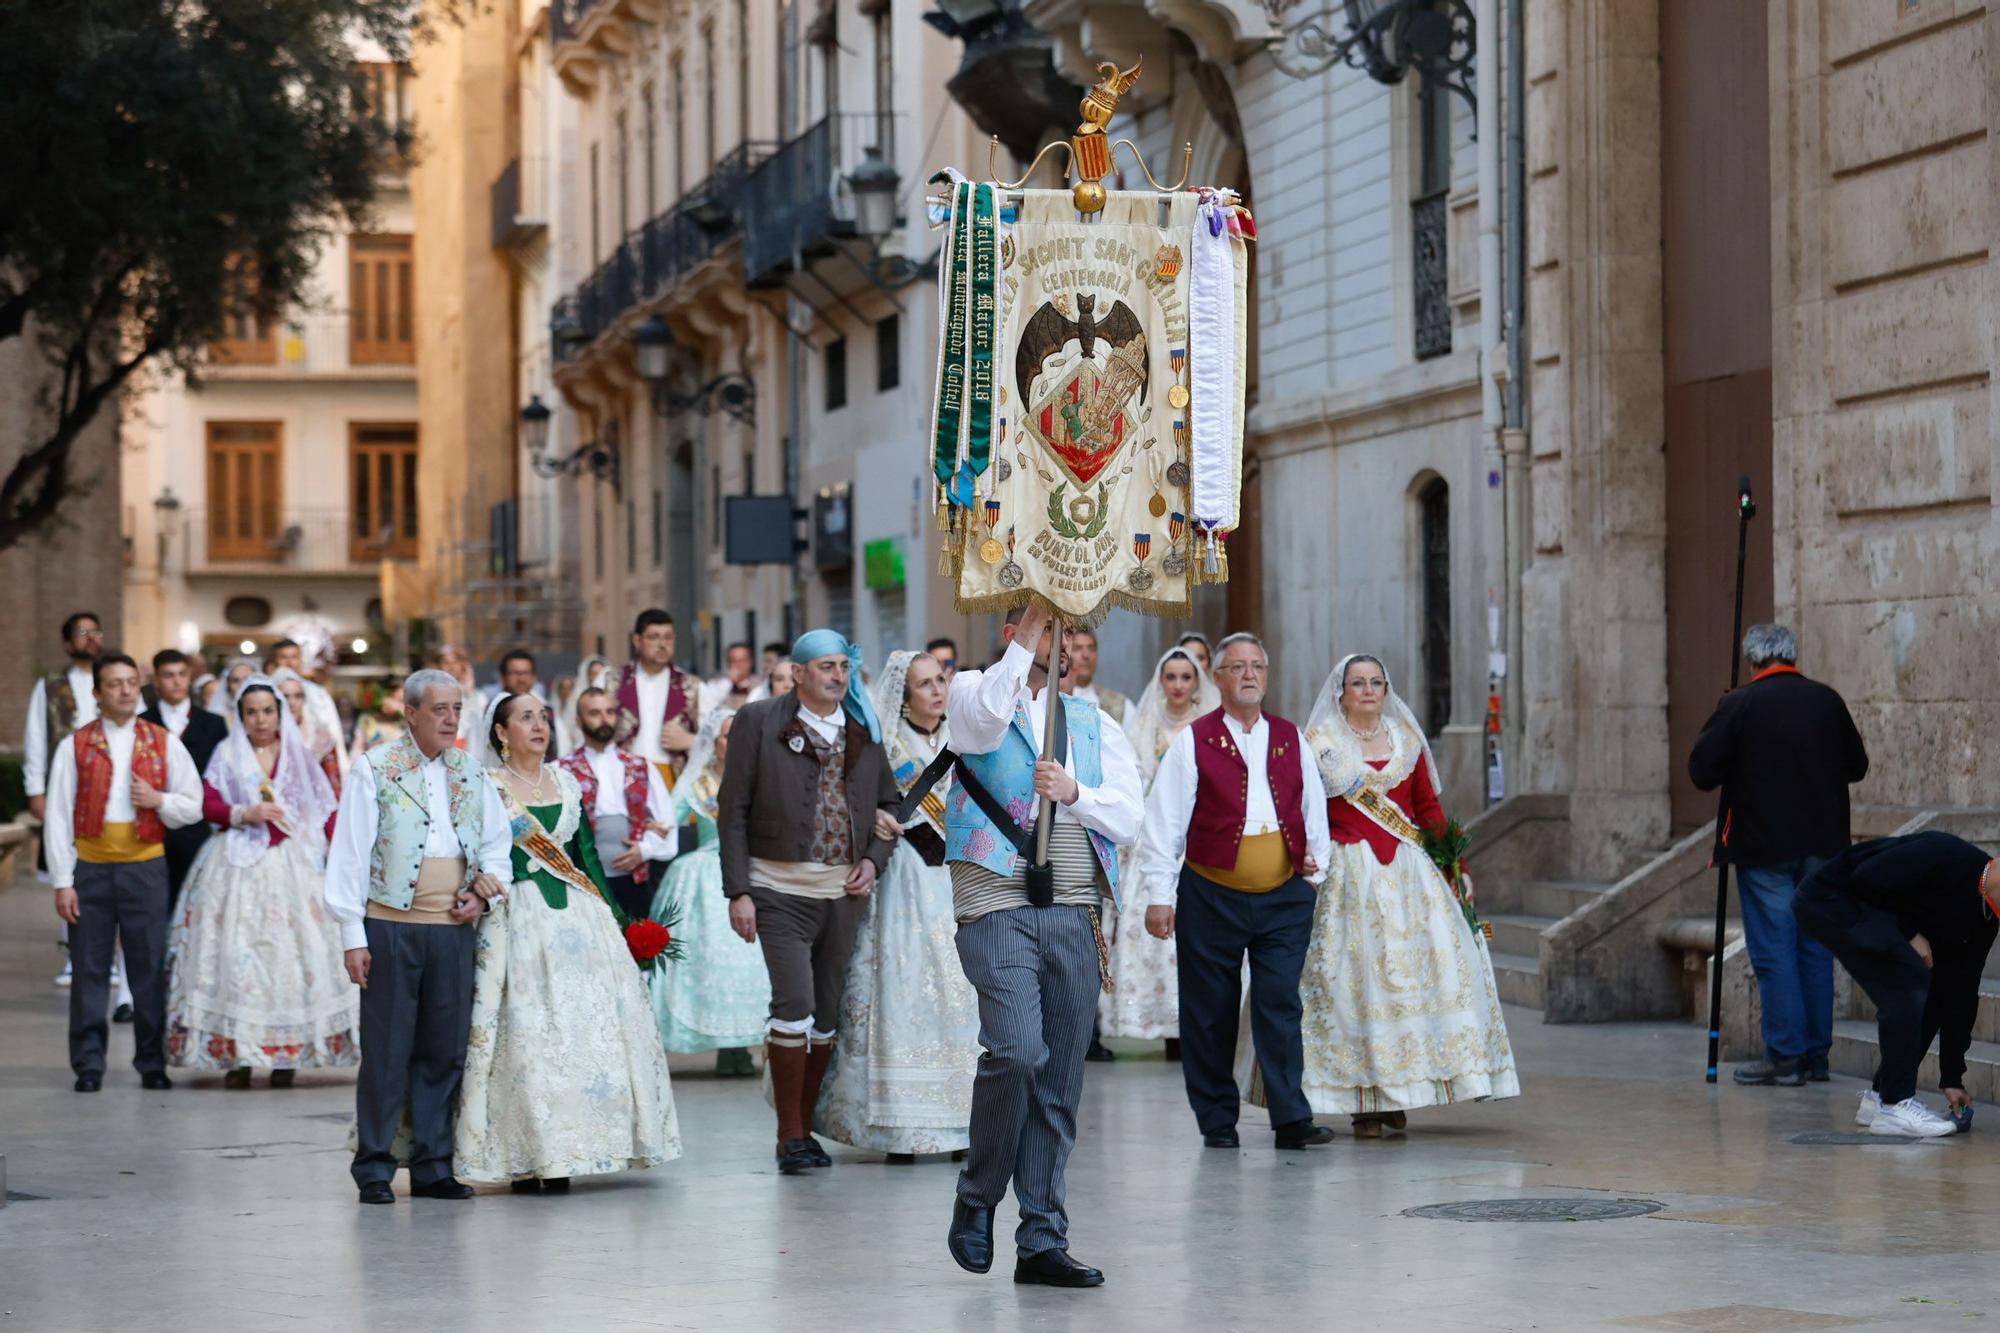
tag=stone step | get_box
[1851,982,2000,1046]
[1485,912,1556,959]
[1512,878,1612,919]
[1489,950,1543,1009]
[1829,1018,2000,1104]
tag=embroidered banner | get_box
[941,188,1246,626]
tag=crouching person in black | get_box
[1792,831,1998,1138]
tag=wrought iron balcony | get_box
[550,146,772,363]
[741,113,905,288]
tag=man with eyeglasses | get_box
[25,612,105,989]
[1136,632,1336,1151]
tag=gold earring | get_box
[499,737,512,761]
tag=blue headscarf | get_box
[789,629,882,742]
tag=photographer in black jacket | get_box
[1793,832,1998,1137]
[1690,624,1868,1086]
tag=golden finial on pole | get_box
[1069,57,1143,213]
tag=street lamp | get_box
[631,312,675,384]
[522,394,620,494]
[847,147,901,242]
[1270,0,1477,112]
[152,485,183,574]
[519,394,552,457]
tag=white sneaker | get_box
[1856,1089,1881,1127]
[1868,1097,1957,1138]
[54,959,72,987]
[114,965,133,1011]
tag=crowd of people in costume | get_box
[26,604,1521,1285]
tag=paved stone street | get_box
[2,875,1997,1332]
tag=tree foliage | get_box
[0,0,439,551]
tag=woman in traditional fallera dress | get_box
[273,668,342,797]
[1101,645,1220,1050]
[813,650,981,1160]
[1297,654,1518,1136]
[456,694,681,1190]
[647,707,772,1068]
[165,675,356,1086]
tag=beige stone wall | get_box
[1521,0,1672,878]
[1768,0,2000,808]
[0,328,125,742]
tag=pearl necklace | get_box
[1345,715,1386,743]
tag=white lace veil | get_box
[1303,652,1439,799]
[871,649,951,788]
[1122,645,1219,785]
[206,673,339,866]
[670,704,737,824]
[557,654,615,756]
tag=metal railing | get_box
[742,113,904,285]
[176,507,414,576]
[551,143,774,362]
[491,156,550,249]
[205,312,415,376]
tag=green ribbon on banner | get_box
[931,180,972,490]
[964,182,998,487]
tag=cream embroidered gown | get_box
[1296,721,1518,1114]
[455,770,682,1181]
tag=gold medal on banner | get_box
[980,538,1005,565]
[1168,383,1190,410]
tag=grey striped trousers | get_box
[953,903,1101,1257]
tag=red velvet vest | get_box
[1185,710,1308,870]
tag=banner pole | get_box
[1035,608,1063,868]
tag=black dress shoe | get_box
[1084,1040,1116,1063]
[410,1177,475,1200]
[140,1072,173,1091]
[886,1152,917,1165]
[777,1138,819,1175]
[948,1198,994,1274]
[803,1136,833,1168]
[1274,1120,1336,1149]
[357,1182,395,1205]
[1202,1129,1240,1149]
[541,1177,570,1193]
[510,1179,542,1194]
[74,1073,102,1092]
[113,1003,133,1024]
[1014,1248,1104,1288]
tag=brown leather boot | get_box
[798,1042,835,1166]
[767,1040,808,1143]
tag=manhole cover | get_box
[1403,1197,1666,1223]
[1790,1132,1937,1146]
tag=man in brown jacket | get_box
[719,629,900,1174]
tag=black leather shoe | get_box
[410,1177,475,1200]
[1084,1040,1116,1063]
[1202,1129,1240,1149]
[777,1138,819,1175]
[357,1182,394,1205]
[113,1003,133,1024]
[510,1179,542,1194]
[1014,1248,1104,1288]
[1733,1056,1807,1087]
[541,1177,570,1193]
[803,1135,833,1168]
[1804,1053,1831,1083]
[886,1152,917,1165]
[74,1073,102,1092]
[140,1072,173,1091]
[1274,1121,1336,1149]
[948,1198,994,1274]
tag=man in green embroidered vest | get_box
[324,669,513,1205]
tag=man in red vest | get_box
[558,686,679,923]
[42,653,204,1092]
[1136,632,1335,1149]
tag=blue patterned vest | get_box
[366,737,487,910]
[945,693,1121,906]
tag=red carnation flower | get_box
[626,919,672,965]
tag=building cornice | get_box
[1250,347,1483,458]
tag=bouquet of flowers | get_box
[623,901,685,972]
[1419,817,1489,940]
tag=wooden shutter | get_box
[206,422,283,561]
[211,256,277,365]
[350,423,419,561]
[350,233,415,365]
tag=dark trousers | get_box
[160,823,212,920]
[352,917,477,1188]
[608,873,652,924]
[69,859,170,1077]
[1175,868,1316,1134]
[1793,885,1931,1103]
[954,905,1100,1257]
[748,884,864,1032]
